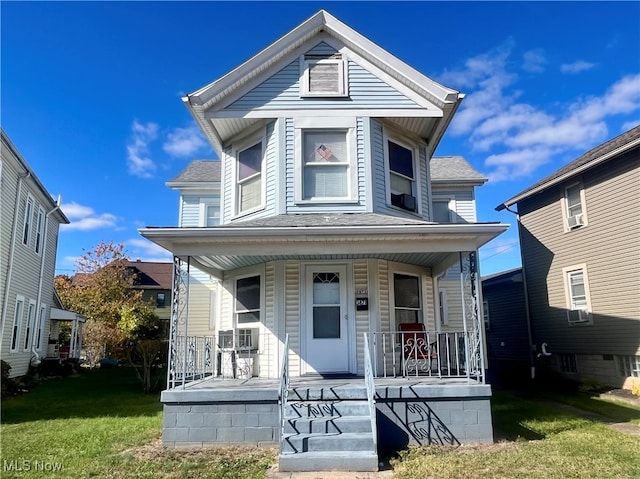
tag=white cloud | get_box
[522,49,547,73]
[561,60,596,74]
[60,201,119,231]
[163,125,208,157]
[621,119,640,131]
[126,238,172,262]
[440,43,640,182]
[127,120,159,178]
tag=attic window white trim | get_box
[300,54,347,98]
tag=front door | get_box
[304,265,350,374]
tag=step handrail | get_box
[278,333,290,444]
[363,333,377,451]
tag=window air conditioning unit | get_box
[567,308,590,324]
[392,193,416,212]
[567,214,584,229]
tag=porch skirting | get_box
[160,379,493,451]
[162,387,280,447]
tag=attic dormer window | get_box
[301,54,347,97]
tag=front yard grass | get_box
[1,368,274,479]
[2,370,639,478]
[391,389,640,479]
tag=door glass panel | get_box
[312,272,341,339]
[313,306,340,338]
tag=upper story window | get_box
[200,200,220,227]
[387,139,417,212]
[22,195,34,246]
[301,53,347,97]
[303,130,349,199]
[156,293,166,308]
[237,142,263,214]
[34,207,45,254]
[565,183,586,229]
[432,196,455,222]
[294,117,356,204]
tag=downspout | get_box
[33,196,63,357]
[1,171,30,338]
[500,204,536,380]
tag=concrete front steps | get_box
[279,385,378,472]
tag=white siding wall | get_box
[0,146,63,377]
[284,261,301,376]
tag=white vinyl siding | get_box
[284,261,301,376]
[224,42,420,112]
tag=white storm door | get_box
[304,265,350,374]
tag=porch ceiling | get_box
[140,222,508,278]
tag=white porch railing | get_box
[366,330,484,382]
[168,331,277,389]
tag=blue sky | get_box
[2,1,639,277]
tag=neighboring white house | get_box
[140,10,508,470]
[0,130,72,377]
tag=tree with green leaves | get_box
[55,241,166,391]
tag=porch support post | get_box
[459,251,483,383]
[70,317,78,357]
[167,256,191,390]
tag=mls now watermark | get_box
[4,459,63,473]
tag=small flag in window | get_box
[316,144,334,160]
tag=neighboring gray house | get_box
[497,125,640,391]
[0,130,73,377]
[141,10,507,472]
[481,268,531,386]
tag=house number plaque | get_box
[356,297,368,311]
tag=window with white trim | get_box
[200,199,220,227]
[301,53,347,97]
[36,304,47,351]
[22,195,34,246]
[34,207,45,254]
[617,355,640,378]
[388,139,417,212]
[393,273,421,328]
[564,266,591,324]
[24,300,36,351]
[303,130,349,199]
[237,142,263,214]
[11,296,25,352]
[565,183,585,229]
[235,275,261,351]
[156,293,166,308]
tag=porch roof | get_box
[139,215,508,278]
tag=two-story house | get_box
[125,260,173,322]
[140,11,507,471]
[1,130,72,377]
[497,125,640,391]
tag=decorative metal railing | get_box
[363,333,377,450]
[366,330,483,382]
[167,330,277,389]
[278,334,290,444]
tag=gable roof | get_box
[125,260,173,290]
[183,10,464,156]
[166,160,221,189]
[497,125,640,210]
[430,156,487,185]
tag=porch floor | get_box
[174,375,480,391]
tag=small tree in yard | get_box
[55,241,166,391]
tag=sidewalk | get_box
[266,465,394,479]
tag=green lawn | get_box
[2,370,639,478]
[1,368,274,479]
